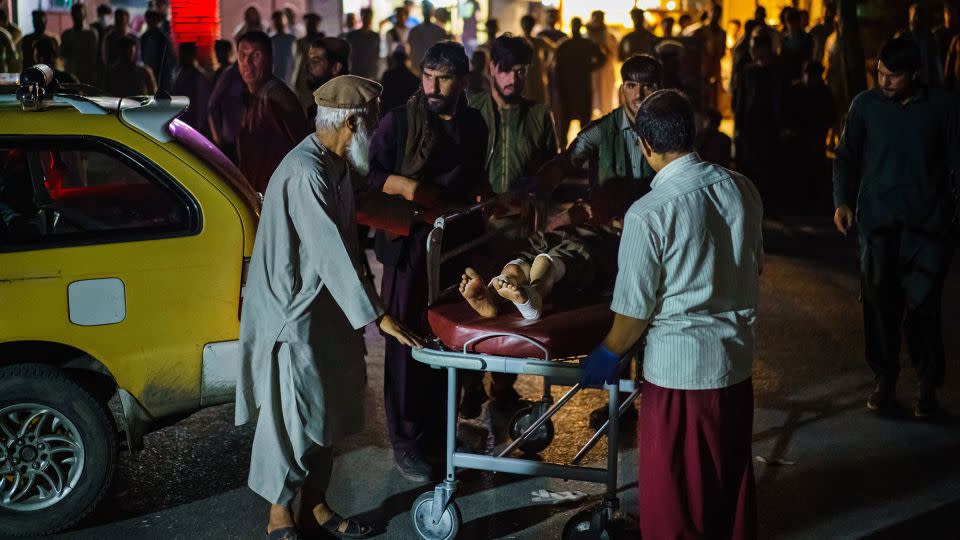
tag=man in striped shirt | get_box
[581,89,763,539]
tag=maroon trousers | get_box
[638,378,757,540]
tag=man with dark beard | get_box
[367,41,490,482]
[297,36,350,118]
[236,31,311,195]
[468,34,558,194]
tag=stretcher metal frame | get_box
[409,196,640,539]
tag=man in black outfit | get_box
[833,37,960,418]
[367,41,490,482]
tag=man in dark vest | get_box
[367,41,490,482]
[549,54,661,224]
[541,54,662,427]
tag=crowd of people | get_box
[4,2,958,539]
[6,0,956,217]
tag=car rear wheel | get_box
[0,363,118,537]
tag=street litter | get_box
[530,489,589,504]
[755,456,797,466]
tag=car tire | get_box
[0,363,118,537]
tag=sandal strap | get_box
[342,518,371,536]
[266,526,302,540]
[319,512,345,531]
[319,512,372,538]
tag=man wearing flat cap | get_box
[237,75,426,540]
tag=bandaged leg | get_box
[494,254,559,320]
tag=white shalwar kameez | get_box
[235,134,385,506]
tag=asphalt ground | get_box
[37,215,960,540]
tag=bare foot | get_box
[459,268,498,318]
[267,503,296,535]
[494,280,528,304]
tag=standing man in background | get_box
[235,31,310,194]
[20,10,58,68]
[60,3,99,86]
[171,42,213,136]
[620,8,658,60]
[833,37,960,418]
[271,10,298,85]
[519,15,550,105]
[140,10,174,91]
[101,9,136,69]
[345,8,381,80]
[407,1,447,72]
[553,17,605,147]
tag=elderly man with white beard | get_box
[236,75,427,540]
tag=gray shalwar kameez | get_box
[235,134,385,506]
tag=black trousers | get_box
[860,226,952,389]
[381,259,445,455]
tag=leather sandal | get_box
[320,512,373,539]
[267,526,302,540]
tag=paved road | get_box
[44,216,960,540]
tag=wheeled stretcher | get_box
[407,198,641,540]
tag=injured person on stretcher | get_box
[459,217,623,320]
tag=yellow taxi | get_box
[0,66,259,536]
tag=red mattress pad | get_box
[427,298,614,359]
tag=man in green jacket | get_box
[461,34,559,412]
[468,34,559,195]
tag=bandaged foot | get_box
[459,268,499,318]
[495,280,543,320]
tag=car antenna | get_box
[154,40,172,100]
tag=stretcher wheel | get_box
[411,492,461,540]
[561,508,613,540]
[508,402,555,454]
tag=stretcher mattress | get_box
[427,298,614,359]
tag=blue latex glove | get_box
[580,344,622,388]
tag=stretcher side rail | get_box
[411,347,639,395]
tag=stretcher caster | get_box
[561,508,614,540]
[508,401,555,454]
[411,491,461,540]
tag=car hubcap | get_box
[0,404,85,511]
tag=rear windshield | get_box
[167,119,261,212]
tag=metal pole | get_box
[571,388,641,465]
[497,383,582,457]
[446,366,457,481]
[605,381,619,505]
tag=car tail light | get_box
[239,257,250,320]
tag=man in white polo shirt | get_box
[581,89,763,539]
